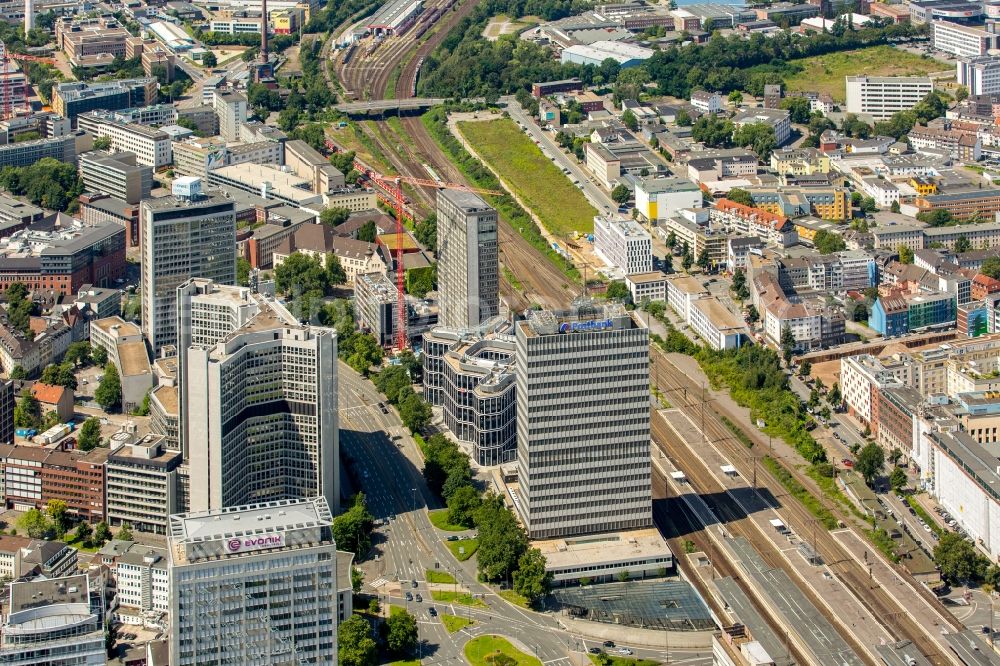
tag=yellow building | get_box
[272,7,306,32]
[909,176,937,196]
[749,186,849,222]
[769,148,831,176]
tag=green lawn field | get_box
[458,119,597,237]
[783,45,951,102]
[465,636,541,666]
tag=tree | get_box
[93,136,112,151]
[890,200,900,213]
[692,115,734,148]
[983,256,1000,280]
[746,304,759,323]
[373,365,411,405]
[95,363,122,412]
[332,494,375,557]
[956,85,969,102]
[813,229,846,254]
[16,509,51,539]
[346,333,383,376]
[90,521,110,546]
[897,245,914,265]
[117,523,134,541]
[696,247,710,270]
[955,235,972,253]
[202,51,217,68]
[398,388,431,433]
[446,484,481,528]
[74,521,92,546]
[799,360,812,378]
[46,499,68,536]
[512,547,551,607]
[675,109,692,126]
[351,567,363,593]
[682,251,693,271]
[339,615,377,666]
[237,257,251,287]
[733,121,776,160]
[611,184,631,205]
[780,95,812,124]
[415,214,437,252]
[474,494,528,582]
[91,345,108,366]
[64,341,92,367]
[385,609,418,656]
[856,443,885,487]
[77,418,102,452]
[726,188,754,207]
[889,466,907,493]
[357,220,377,243]
[621,109,638,131]
[8,365,24,380]
[275,252,334,298]
[732,268,749,300]
[935,532,986,584]
[320,207,350,227]
[780,324,795,364]
[728,91,743,106]
[14,389,39,429]
[606,281,631,303]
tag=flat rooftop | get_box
[626,271,667,285]
[438,187,492,212]
[692,296,743,332]
[535,528,671,569]
[169,497,333,545]
[10,574,90,614]
[117,340,151,377]
[667,275,708,295]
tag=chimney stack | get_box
[260,0,268,58]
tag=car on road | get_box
[842,459,853,468]
[411,580,418,588]
[588,648,602,654]
[602,641,615,648]
[429,607,437,617]
[405,592,413,601]
[390,514,396,521]
[415,594,422,602]
[616,648,633,656]
[447,536,459,541]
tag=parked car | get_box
[429,607,437,617]
[405,592,413,601]
[589,648,602,655]
[842,459,854,468]
[602,641,615,648]
[415,594,422,602]
[411,580,418,588]
[617,648,633,656]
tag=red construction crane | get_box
[0,40,53,120]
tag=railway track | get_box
[650,350,961,665]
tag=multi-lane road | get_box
[337,363,712,665]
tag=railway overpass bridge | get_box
[334,97,448,115]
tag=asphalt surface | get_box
[337,362,713,665]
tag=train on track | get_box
[340,42,357,65]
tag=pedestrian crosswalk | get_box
[368,577,390,588]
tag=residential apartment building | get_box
[184,287,338,513]
[871,290,957,336]
[845,76,935,119]
[272,224,388,284]
[690,90,722,113]
[710,198,797,246]
[659,208,729,267]
[0,575,105,665]
[212,90,247,143]
[140,178,236,355]
[840,354,913,426]
[749,186,850,221]
[908,125,981,162]
[167,498,339,666]
[437,189,499,330]
[0,444,107,522]
[78,112,172,168]
[933,20,1000,57]
[0,220,126,296]
[916,191,1000,223]
[594,216,652,275]
[769,147,831,176]
[79,151,152,205]
[106,430,181,536]
[515,303,652,539]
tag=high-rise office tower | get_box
[515,301,652,539]
[140,177,235,355]
[436,189,499,329]
[168,498,338,666]
[182,280,338,513]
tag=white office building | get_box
[183,281,338,513]
[168,498,338,666]
[593,216,652,276]
[77,111,172,168]
[933,20,999,58]
[845,76,935,119]
[140,178,236,354]
[113,544,169,626]
[515,303,652,539]
[957,56,1000,95]
[436,189,499,330]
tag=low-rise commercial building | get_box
[625,271,667,304]
[52,78,157,122]
[78,112,172,168]
[633,176,702,222]
[933,20,1000,57]
[110,543,169,627]
[90,317,152,413]
[732,108,791,146]
[0,135,75,168]
[689,296,745,350]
